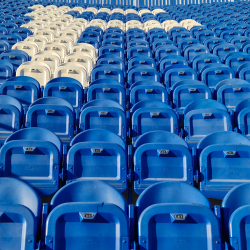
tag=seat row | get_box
[3,177,250,250]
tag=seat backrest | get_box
[51,180,127,212]
[136,181,211,217]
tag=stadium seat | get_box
[44,77,83,112]
[130,100,178,143]
[88,79,126,110]
[0,127,62,196]
[172,80,212,114]
[133,131,193,194]
[0,76,40,113]
[184,99,232,147]
[26,97,75,145]
[0,178,41,250]
[198,131,250,199]
[45,180,130,250]
[67,129,127,192]
[136,181,221,250]
[212,42,239,63]
[79,100,127,142]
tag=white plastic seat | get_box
[12,41,39,58]
[73,18,88,27]
[126,25,144,32]
[59,29,78,43]
[54,62,88,87]
[63,14,74,23]
[25,35,49,51]
[28,4,44,10]
[65,52,93,79]
[162,20,178,29]
[72,7,84,14]
[126,20,142,26]
[21,24,38,33]
[180,19,197,26]
[58,6,71,12]
[68,23,85,33]
[64,27,82,39]
[42,42,68,62]
[108,20,125,27]
[35,29,56,42]
[28,20,46,29]
[47,25,61,36]
[98,8,111,14]
[24,12,39,19]
[125,9,138,14]
[53,37,74,51]
[90,19,107,27]
[32,11,44,19]
[46,14,57,22]
[112,8,124,14]
[85,8,98,15]
[70,43,96,62]
[55,17,70,26]
[16,61,51,87]
[139,9,151,16]
[53,21,66,31]
[144,20,161,27]
[32,51,61,76]
[152,9,165,15]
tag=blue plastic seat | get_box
[128,56,156,69]
[230,36,250,51]
[130,100,178,143]
[102,39,125,49]
[172,31,193,45]
[184,99,232,147]
[79,100,126,141]
[203,37,225,52]
[190,25,206,37]
[178,38,200,53]
[192,53,221,75]
[91,65,124,84]
[96,55,126,76]
[81,31,102,46]
[147,28,165,37]
[225,52,250,73]
[198,131,250,199]
[45,180,129,250]
[238,62,250,82]
[0,34,22,47]
[0,41,10,53]
[9,27,32,39]
[0,49,29,72]
[0,127,62,196]
[26,97,75,145]
[172,80,212,114]
[162,65,198,89]
[0,178,41,250]
[220,29,242,42]
[159,55,188,72]
[133,132,193,194]
[99,45,124,59]
[212,42,239,63]
[151,39,174,51]
[184,44,209,64]
[196,30,217,43]
[127,39,149,49]
[127,66,160,88]
[126,28,144,36]
[154,45,181,64]
[221,183,250,248]
[0,60,14,83]
[168,27,187,38]
[0,76,40,113]
[43,77,83,112]
[201,63,235,89]
[149,32,170,44]
[85,26,103,37]
[103,32,124,41]
[0,95,23,144]
[129,80,168,107]
[216,79,250,111]
[136,181,221,250]
[67,129,127,192]
[127,33,147,42]
[88,79,126,110]
[127,46,152,59]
